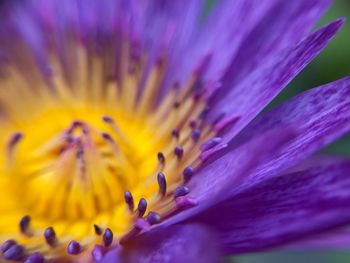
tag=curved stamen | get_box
[157,172,167,197]
[1,240,16,253]
[19,215,31,234]
[67,240,81,255]
[94,224,103,236]
[44,227,57,247]
[103,228,113,247]
[124,191,134,212]
[172,128,180,139]
[24,252,44,263]
[157,152,165,165]
[174,186,190,198]
[191,129,201,142]
[147,211,161,225]
[183,166,195,182]
[174,146,184,159]
[137,198,147,217]
[2,244,24,261]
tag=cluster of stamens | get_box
[0,32,235,261]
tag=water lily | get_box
[0,0,350,262]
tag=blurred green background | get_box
[205,0,350,262]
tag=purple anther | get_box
[172,128,179,139]
[3,244,24,261]
[44,227,56,246]
[191,129,201,142]
[82,127,89,136]
[157,172,167,196]
[193,89,203,101]
[76,147,84,159]
[137,198,147,217]
[183,166,195,182]
[124,191,134,211]
[189,120,197,128]
[101,132,114,142]
[147,212,161,225]
[72,121,84,127]
[1,240,16,253]
[175,196,198,210]
[157,152,165,165]
[103,228,113,247]
[94,224,102,235]
[102,115,113,123]
[67,240,81,255]
[173,101,180,108]
[24,252,44,263]
[91,245,105,262]
[174,186,190,198]
[174,146,184,159]
[19,215,31,234]
[200,137,222,151]
[199,107,210,119]
[8,132,23,148]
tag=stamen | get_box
[19,215,31,234]
[174,146,184,159]
[101,132,114,142]
[172,128,179,139]
[183,166,195,182]
[157,152,165,165]
[174,186,190,198]
[124,191,134,212]
[199,106,210,119]
[24,252,44,263]
[93,224,103,235]
[67,240,81,255]
[191,129,201,142]
[7,132,23,163]
[91,245,104,262]
[146,211,161,225]
[137,198,147,217]
[102,115,129,143]
[103,228,113,247]
[44,227,56,247]
[200,137,222,151]
[157,172,167,196]
[8,132,23,149]
[1,240,16,253]
[189,120,197,129]
[2,244,24,261]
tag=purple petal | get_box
[282,226,350,250]
[102,224,220,263]
[230,76,350,189]
[191,160,350,254]
[285,153,350,174]
[208,19,344,146]
[220,0,331,90]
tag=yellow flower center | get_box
[0,40,217,260]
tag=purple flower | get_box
[0,0,349,262]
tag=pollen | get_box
[0,35,221,261]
